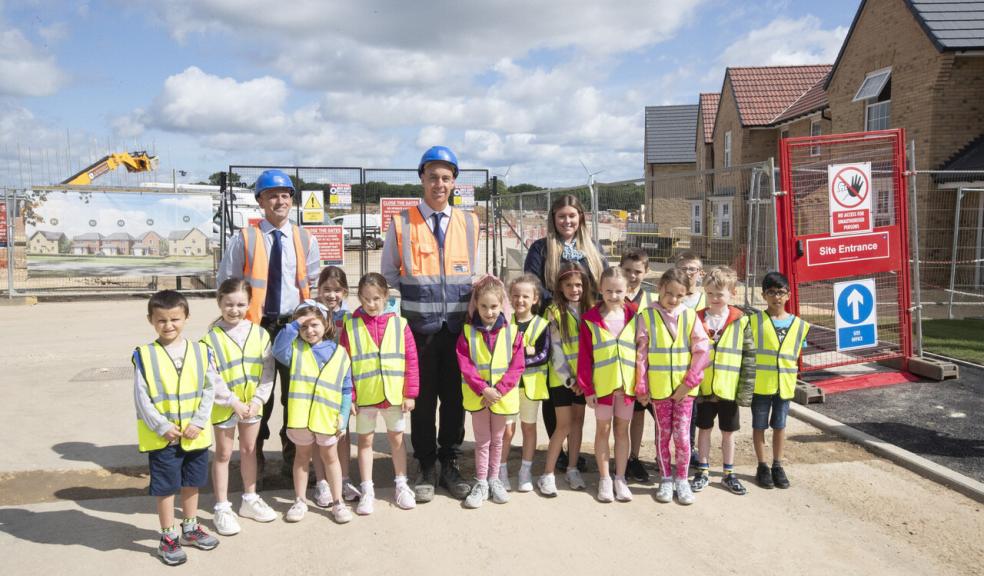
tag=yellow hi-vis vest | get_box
[642,307,697,400]
[134,341,214,453]
[513,315,549,401]
[344,315,407,407]
[585,314,637,399]
[202,323,270,424]
[698,316,747,401]
[286,342,350,435]
[461,323,519,415]
[631,287,656,309]
[750,312,810,400]
[544,304,579,388]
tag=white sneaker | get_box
[489,478,511,504]
[655,479,674,503]
[597,476,615,503]
[394,483,416,510]
[285,499,308,522]
[342,480,361,502]
[356,489,375,516]
[464,481,489,509]
[213,506,240,536]
[566,468,586,491]
[517,467,534,492]
[675,478,695,505]
[614,477,633,502]
[313,480,333,508]
[239,496,277,523]
[332,502,353,524]
[498,466,512,492]
[536,473,558,497]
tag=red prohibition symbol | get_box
[831,166,869,209]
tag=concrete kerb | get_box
[789,403,984,503]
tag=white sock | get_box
[213,501,232,511]
[361,480,374,492]
[614,475,626,482]
[394,475,408,487]
[241,492,259,502]
[520,460,533,472]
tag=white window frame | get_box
[865,100,891,131]
[690,201,703,235]
[810,119,822,157]
[724,131,732,168]
[711,198,733,239]
[853,67,892,102]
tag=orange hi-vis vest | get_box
[393,206,479,334]
[241,224,312,322]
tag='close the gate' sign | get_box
[828,162,873,236]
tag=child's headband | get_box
[294,299,330,320]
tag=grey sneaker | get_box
[516,467,534,492]
[414,464,437,503]
[342,480,362,502]
[498,466,512,492]
[489,478,511,504]
[566,468,586,490]
[313,480,333,508]
[158,533,187,566]
[675,478,695,505]
[332,503,353,524]
[212,507,241,536]
[464,480,489,509]
[655,479,674,503]
[179,523,219,550]
[284,499,308,522]
[597,476,615,503]
[239,496,277,523]
[537,473,558,497]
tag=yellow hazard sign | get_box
[302,190,324,224]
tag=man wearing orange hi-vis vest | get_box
[381,146,480,503]
[218,169,321,477]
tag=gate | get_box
[777,128,912,374]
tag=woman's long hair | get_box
[544,194,604,294]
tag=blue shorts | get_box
[751,394,790,430]
[148,444,209,496]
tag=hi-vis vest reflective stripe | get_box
[642,307,697,400]
[241,225,313,322]
[544,304,579,388]
[461,324,519,415]
[698,316,747,400]
[202,323,270,424]
[345,315,407,407]
[586,315,637,399]
[750,312,810,400]
[632,288,656,309]
[286,342,350,435]
[332,310,352,343]
[134,342,213,453]
[514,315,548,400]
[393,206,479,334]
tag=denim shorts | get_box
[751,394,790,430]
[148,444,209,496]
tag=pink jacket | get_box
[339,308,419,407]
[456,314,526,398]
[577,304,638,406]
[635,302,711,396]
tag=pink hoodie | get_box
[339,308,419,407]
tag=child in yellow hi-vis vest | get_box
[457,275,526,509]
[750,272,810,490]
[133,290,219,566]
[203,279,277,537]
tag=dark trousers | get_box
[258,318,295,466]
[410,325,465,470]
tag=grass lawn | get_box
[921,319,984,364]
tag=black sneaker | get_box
[439,459,472,500]
[158,533,187,566]
[557,450,569,471]
[756,463,774,489]
[772,465,790,489]
[414,463,437,503]
[690,469,710,492]
[722,473,747,495]
[627,457,650,483]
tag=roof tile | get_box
[727,65,832,126]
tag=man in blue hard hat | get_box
[382,146,479,502]
[218,169,321,479]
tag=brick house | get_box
[644,105,698,242]
[27,231,67,254]
[168,228,208,256]
[72,232,103,255]
[134,231,164,256]
[696,93,720,173]
[102,232,134,256]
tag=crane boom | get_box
[61,151,159,185]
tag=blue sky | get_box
[1,0,860,188]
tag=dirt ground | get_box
[1,298,982,574]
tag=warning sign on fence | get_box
[306,225,344,266]
[0,202,7,248]
[452,185,475,208]
[828,162,873,236]
[302,190,324,224]
[328,184,352,210]
[380,198,421,233]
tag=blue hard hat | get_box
[254,169,295,199]
[418,146,459,177]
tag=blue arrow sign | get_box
[836,283,873,325]
[834,279,878,351]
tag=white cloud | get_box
[716,15,846,70]
[0,27,67,97]
[416,126,446,149]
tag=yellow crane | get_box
[61,151,159,185]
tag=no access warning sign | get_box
[828,162,873,236]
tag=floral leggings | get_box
[653,396,695,480]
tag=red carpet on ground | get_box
[815,371,921,395]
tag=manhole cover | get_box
[70,367,132,382]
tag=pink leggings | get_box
[653,396,695,480]
[471,409,507,481]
